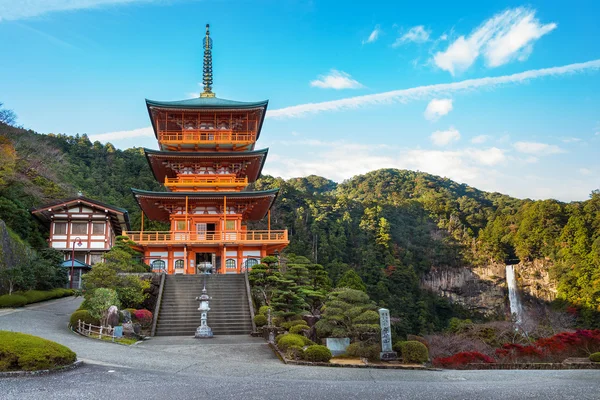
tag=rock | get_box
[121,310,132,323]
[107,305,119,327]
[123,321,134,334]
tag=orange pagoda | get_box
[125,24,288,274]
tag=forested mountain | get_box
[1,122,599,332]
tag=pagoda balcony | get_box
[164,175,248,191]
[123,230,288,246]
[158,130,256,148]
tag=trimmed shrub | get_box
[289,324,309,335]
[346,342,380,361]
[254,314,268,327]
[400,341,429,364]
[590,352,600,363]
[281,319,309,330]
[69,310,100,328]
[133,309,153,329]
[258,306,271,316]
[303,345,332,362]
[286,345,304,360]
[0,331,76,371]
[0,294,28,308]
[277,334,305,351]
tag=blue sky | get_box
[0,0,599,201]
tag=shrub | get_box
[133,309,153,329]
[303,345,332,362]
[590,352,600,362]
[281,319,309,330]
[0,294,28,308]
[86,288,120,326]
[69,310,100,328]
[258,305,271,316]
[289,324,309,335]
[400,341,429,364]
[0,331,76,371]
[277,334,305,351]
[254,314,267,327]
[285,345,304,360]
[346,342,380,361]
[433,351,495,369]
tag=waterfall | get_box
[506,265,523,325]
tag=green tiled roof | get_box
[145,97,268,110]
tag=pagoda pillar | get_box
[221,245,226,273]
[237,246,243,273]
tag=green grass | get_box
[89,333,138,345]
[0,289,74,308]
[0,331,76,371]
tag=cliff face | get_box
[421,260,557,317]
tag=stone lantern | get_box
[195,285,213,338]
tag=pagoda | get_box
[125,24,288,274]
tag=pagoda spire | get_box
[200,24,215,98]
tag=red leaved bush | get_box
[495,343,543,362]
[133,309,153,328]
[433,352,495,368]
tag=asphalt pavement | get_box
[0,296,599,400]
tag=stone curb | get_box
[0,360,84,378]
[268,342,437,370]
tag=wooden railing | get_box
[124,230,288,245]
[158,130,256,144]
[164,175,248,189]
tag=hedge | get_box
[346,342,380,361]
[254,314,267,327]
[590,352,600,363]
[0,331,76,371]
[303,345,332,362]
[289,324,309,334]
[0,289,74,308]
[277,334,305,351]
[69,310,100,328]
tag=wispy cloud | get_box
[471,135,491,144]
[89,126,153,142]
[433,7,556,75]
[268,59,600,119]
[424,98,453,121]
[362,25,381,45]
[513,141,564,155]
[392,25,430,47]
[430,127,460,146]
[0,0,158,21]
[561,137,582,143]
[579,168,592,176]
[310,69,364,90]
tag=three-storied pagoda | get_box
[125,25,288,274]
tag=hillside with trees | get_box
[1,120,598,333]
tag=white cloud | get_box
[433,7,556,75]
[579,168,592,176]
[393,25,430,47]
[89,126,153,142]
[430,127,460,146]
[362,25,381,44]
[267,59,600,118]
[0,0,156,21]
[513,141,564,155]
[561,137,582,143]
[310,69,364,90]
[465,147,506,166]
[424,98,453,121]
[471,135,491,144]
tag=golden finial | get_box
[200,23,215,98]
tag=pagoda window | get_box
[72,222,88,235]
[226,259,236,270]
[245,258,259,270]
[174,260,184,270]
[92,223,105,235]
[90,253,103,265]
[176,221,187,231]
[54,222,67,235]
[152,260,166,271]
[225,220,236,230]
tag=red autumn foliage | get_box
[433,352,495,368]
[133,309,153,328]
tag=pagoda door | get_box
[196,223,207,241]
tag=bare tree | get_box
[0,102,17,126]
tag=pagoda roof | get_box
[31,196,131,235]
[61,259,92,270]
[144,148,268,183]
[131,188,279,222]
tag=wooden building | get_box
[31,196,131,288]
[124,25,288,274]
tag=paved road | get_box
[1,297,599,400]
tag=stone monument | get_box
[378,308,397,361]
[107,305,119,327]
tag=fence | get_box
[76,319,118,341]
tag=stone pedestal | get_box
[379,308,397,361]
